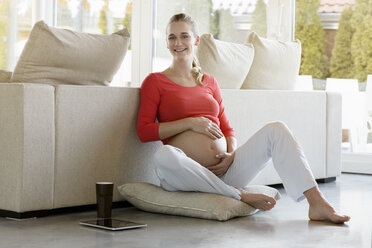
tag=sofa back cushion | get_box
[196,34,254,89]
[0,70,12,83]
[241,32,301,90]
[10,21,130,86]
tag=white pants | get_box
[154,121,317,202]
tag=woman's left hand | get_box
[206,151,235,177]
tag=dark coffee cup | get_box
[96,182,114,219]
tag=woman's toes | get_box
[309,205,351,224]
[258,195,276,211]
[331,213,351,223]
[264,196,276,205]
[239,192,276,211]
[262,196,276,208]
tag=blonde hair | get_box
[167,13,204,86]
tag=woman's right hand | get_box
[188,117,224,139]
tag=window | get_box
[295,0,372,155]
[0,0,132,86]
[0,0,33,71]
[152,0,294,73]
[1,0,294,86]
[56,0,133,86]
[0,0,294,86]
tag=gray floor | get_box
[0,173,371,248]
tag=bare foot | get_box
[304,187,350,224]
[308,201,351,224]
[237,188,276,211]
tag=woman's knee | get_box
[264,121,292,139]
[154,145,172,164]
[153,145,180,171]
[265,121,290,133]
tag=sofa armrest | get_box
[326,92,342,177]
[0,83,55,213]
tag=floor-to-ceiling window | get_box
[0,0,132,86]
[1,0,293,86]
[55,0,133,86]
[152,0,294,73]
[295,0,372,174]
[0,0,33,71]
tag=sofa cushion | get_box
[10,21,130,86]
[241,32,301,90]
[0,70,12,83]
[118,182,281,221]
[196,34,254,89]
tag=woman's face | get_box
[166,21,199,61]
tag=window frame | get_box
[131,0,154,86]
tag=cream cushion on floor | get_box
[196,34,254,89]
[10,21,130,86]
[241,32,301,90]
[118,182,281,221]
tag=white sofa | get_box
[0,83,342,218]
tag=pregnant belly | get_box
[167,130,227,167]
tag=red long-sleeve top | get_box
[137,72,235,144]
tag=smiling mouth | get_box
[174,48,187,52]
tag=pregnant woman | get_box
[137,13,350,224]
